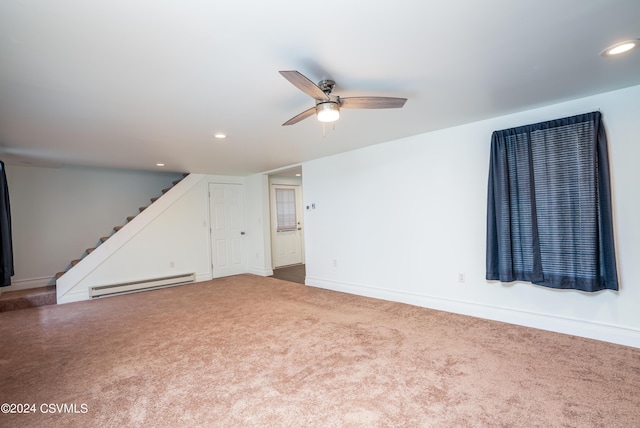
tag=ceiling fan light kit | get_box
[316,101,340,123]
[279,70,407,126]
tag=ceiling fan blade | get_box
[339,97,407,109]
[282,106,316,126]
[279,70,328,100]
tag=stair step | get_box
[71,259,81,266]
[151,197,159,203]
[127,216,136,222]
[100,236,109,243]
[113,226,123,232]
[0,286,57,313]
[161,188,171,194]
[139,206,146,212]
[86,248,95,254]
[55,271,65,279]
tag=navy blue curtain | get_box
[486,112,618,292]
[0,161,14,287]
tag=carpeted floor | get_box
[0,286,57,312]
[1,274,639,427]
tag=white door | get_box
[209,183,245,278]
[270,184,304,267]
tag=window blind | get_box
[275,188,297,232]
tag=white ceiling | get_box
[1,1,639,176]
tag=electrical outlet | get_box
[332,259,337,268]
[458,273,465,283]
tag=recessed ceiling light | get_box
[601,39,638,57]
[295,173,301,177]
[156,163,165,167]
[213,133,227,139]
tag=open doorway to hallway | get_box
[269,166,305,269]
[268,166,305,284]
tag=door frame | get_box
[268,174,305,268]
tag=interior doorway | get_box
[269,168,305,270]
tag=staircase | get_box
[0,174,188,313]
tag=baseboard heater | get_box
[89,273,196,298]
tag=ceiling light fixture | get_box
[601,39,638,57]
[156,163,165,167]
[213,133,227,139]
[316,101,340,123]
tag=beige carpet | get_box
[0,286,57,313]
[1,275,639,427]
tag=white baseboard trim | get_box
[305,276,640,349]
[248,266,274,277]
[1,276,53,293]
[196,272,212,283]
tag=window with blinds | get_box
[275,188,297,232]
[486,111,618,292]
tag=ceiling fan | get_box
[279,70,407,126]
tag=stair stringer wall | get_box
[56,173,232,304]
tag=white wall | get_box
[245,173,273,276]
[3,164,182,291]
[302,84,640,348]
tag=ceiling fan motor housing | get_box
[318,79,336,95]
